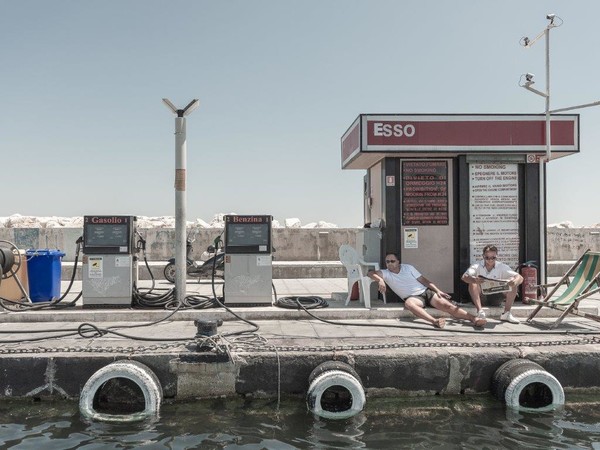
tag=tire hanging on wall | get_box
[79,360,163,423]
[492,359,564,411]
[492,359,541,401]
[306,361,366,420]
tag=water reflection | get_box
[305,413,367,448]
[2,397,600,449]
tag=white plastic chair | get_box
[338,244,385,308]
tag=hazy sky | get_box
[2,1,599,227]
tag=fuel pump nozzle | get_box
[74,235,83,258]
[213,233,223,251]
[135,231,147,253]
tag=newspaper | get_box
[478,275,511,295]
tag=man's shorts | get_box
[404,288,436,307]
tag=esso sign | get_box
[373,122,416,138]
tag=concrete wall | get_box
[0,228,359,262]
[547,228,600,260]
[2,227,599,262]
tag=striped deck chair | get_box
[527,249,600,328]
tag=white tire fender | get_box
[307,369,365,420]
[504,369,565,411]
[79,360,163,423]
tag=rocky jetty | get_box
[0,214,339,229]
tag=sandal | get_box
[433,318,446,329]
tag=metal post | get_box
[522,14,600,284]
[175,116,187,304]
[539,26,551,285]
[521,20,555,287]
[545,27,551,163]
[162,98,199,305]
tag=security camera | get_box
[525,73,535,82]
[546,13,555,20]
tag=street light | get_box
[163,98,200,304]
[519,14,561,285]
[519,14,563,283]
[520,14,600,286]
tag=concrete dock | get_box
[1,277,600,409]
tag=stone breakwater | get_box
[0,227,358,262]
[2,215,598,231]
[0,214,339,229]
[1,215,600,262]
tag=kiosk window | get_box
[85,224,129,247]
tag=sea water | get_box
[2,395,600,449]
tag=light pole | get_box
[519,14,561,285]
[162,98,200,304]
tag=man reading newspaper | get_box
[461,245,523,324]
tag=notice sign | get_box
[402,161,448,226]
[469,163,519,268]
[404,228,418,249]
[88,256,103,279]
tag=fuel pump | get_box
[223,215,273,306]
[81,215,138,308]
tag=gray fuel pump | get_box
[81,215,138,308]
[223,215,273,306]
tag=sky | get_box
[2,1,600,228]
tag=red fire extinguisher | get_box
[519,261,538,304]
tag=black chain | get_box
[0,341,192,355]
[231,337,597,353]
[1,336,598,355]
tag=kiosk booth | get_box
[341,114,579,301]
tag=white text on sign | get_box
[373,123,416,137]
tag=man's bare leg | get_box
[403,297,445,328]
[431,295,486,327]
[468,283,483,313]
[503,284,520,313]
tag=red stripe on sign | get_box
[367,120,575,147]
[342,123,360,160]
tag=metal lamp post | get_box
[162,98,200,304]
[520,14,600,285]
[519,14,560,285]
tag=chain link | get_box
[1,336,598,355]
[231,336,598,353]
[0,340,193,355]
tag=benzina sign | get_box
[341,114,579,169]
[226,215,269,223]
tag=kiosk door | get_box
[400,159,454,293]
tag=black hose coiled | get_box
[132,284,176,308]
[274,296,329,309]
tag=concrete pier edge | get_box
[1,224,599,406]
[2,278,600,405]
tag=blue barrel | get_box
[26,249,65,302]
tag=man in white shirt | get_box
[368,252,487,329]
[461,244,523,324]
